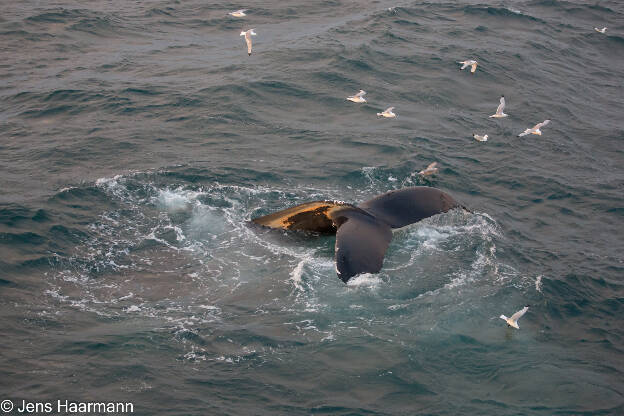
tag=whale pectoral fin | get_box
[358,186,461,229]
[334,211,392,283]
[252,201,353,233]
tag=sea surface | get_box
[1,0,623,415]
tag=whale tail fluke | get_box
[251,201,354,234]
[358,187,461,229]
[334,210,392,282]
[251,187,464,282]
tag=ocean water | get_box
[1,0,623,415]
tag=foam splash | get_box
[362,166,377,184]
[346,273,382,288]
[535,275,543,293]
[290,258,306,291]
[48,171,523,368]
[156,188,202,212]
[415,226,448,250]
[387,303,410,311]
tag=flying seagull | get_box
[500,305,529,329]
[473,133,488,142]
[347,90,367,103]
[489,96,508,118]
[229,9,247,17]
[594,27,607,34]
[458,59,478,73]
[240,29,256,55]
[518,120,550,137]
[419,162,438,176]
[377,107,396,118]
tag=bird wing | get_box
[470,62,477,73]
[427,162,438,170]
[245,34,252,54]
[386,107,394,112]
[535,120,550,129]
[518,129,530,137]
[460,62,468,69]
[496,97,505,114]
[356,90,366,97]
[510,306,529,322]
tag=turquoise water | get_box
[1,1,623,415]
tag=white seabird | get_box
[418,162,438,176]
[229,9,247,17]
[458,59,478,73]
[489,96,508,118]
[500,305,529,329]
[347,90,367,103]
[594,27,607,34]
[377,107,396,118]
[473,133,488,142]
[240,29,256,55]
[518,120,550,137]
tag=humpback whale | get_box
[251,186,463,283]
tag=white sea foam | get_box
[535,275,543,293]
[321,332,335,342]
[58,186,77,193]
[346,273,382,288]
[50,174,525,375]
[95,174,123,188]
[388,303,410,311]
[361,166,377,184]
[157,188,200,212]
[117,293,134,301]
[198,305,220,311]
[290,259,306,291]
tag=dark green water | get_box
[1,1,623,415]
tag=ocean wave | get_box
[463,5,541,22]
